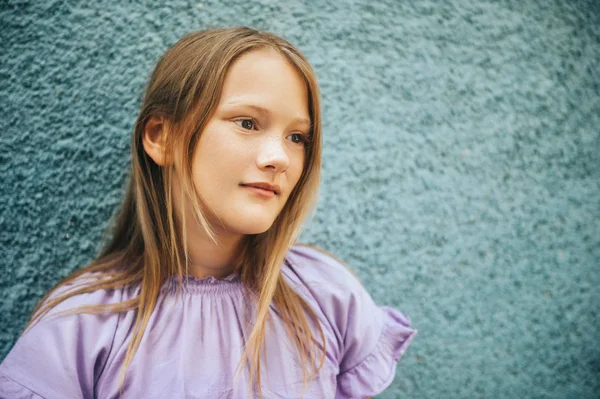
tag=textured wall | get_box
[1,0,599,398]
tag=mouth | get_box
[240,182,280,194]
[240,185,276,199]
[240,182,280,198]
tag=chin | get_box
[231,223,273,236]
[226,214,277,236]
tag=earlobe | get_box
[142,115,169,166]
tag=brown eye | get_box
[290,134,303,144]
[235,119,255,130]
[286,133,309,147]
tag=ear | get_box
[142,115,170,166]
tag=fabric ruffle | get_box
[336,306,417,398]
[160,272,242,295]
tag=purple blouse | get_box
[0,245,416,398]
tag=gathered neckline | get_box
[160,272,243,295]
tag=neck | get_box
[184,224,243,280]
[171,174,244,279]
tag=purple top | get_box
[0,245,416,398]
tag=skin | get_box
[143,48,311,279]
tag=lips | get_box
[240,182,281,195]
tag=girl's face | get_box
[188,48,311,237]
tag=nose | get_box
[256,135,289,173]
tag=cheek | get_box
[194,128,248,178]
[198,127,230,159]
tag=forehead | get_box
[218,48,310,122]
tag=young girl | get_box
[0,27,416,398]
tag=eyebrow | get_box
[222,102,311,128]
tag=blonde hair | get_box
[26,27,325,397]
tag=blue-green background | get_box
[1,0,599,397]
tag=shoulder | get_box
[282,244,377,341]
[0,273,134,399]
[42,273,133,314]
[282,244,371,328]
[283,244,364,295]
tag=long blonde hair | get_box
[26,27,325,397]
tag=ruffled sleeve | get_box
[335,306,416,398]
[283,245,417,399]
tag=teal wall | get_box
[1,1,599,397]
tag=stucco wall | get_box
[1,0,599,397]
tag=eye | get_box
[234,118,256,130]
[287,133,311,147]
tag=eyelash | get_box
[233,118,311,147]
